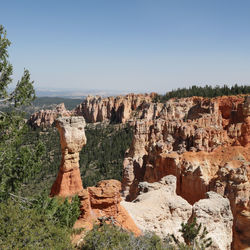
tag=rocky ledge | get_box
[122,175,233,250]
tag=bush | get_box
[0,199,73,249]
[31,191,81,228]
[171,217,212,249]
[82,223,173,250]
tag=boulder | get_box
[192,191,233,250]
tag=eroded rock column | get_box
[50,116,87,197]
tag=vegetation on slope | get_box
[0,195,80,249]
[80,123,133,187]
[19,123,133,196]
[153,84,250,102]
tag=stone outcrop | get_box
[192,191,233,250]
[50,116,87,197]
[28,103,72,128]
[212,160,250,250]
[122,176,233,250]
[121,175,192,239]
[74,180,141,236]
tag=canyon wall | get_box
[121,95,250,249]
[73,93,157,123]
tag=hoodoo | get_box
[50,116,87,197]
[50,116,141,240]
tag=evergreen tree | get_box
[0,25,44,200]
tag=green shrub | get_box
[31,192,81,228]
[0,199,73,250]
[82,223,173,250]
[171,217,212,249]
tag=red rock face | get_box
[28,93,159,127]
[121,95,250,249]
[74,180,141,237]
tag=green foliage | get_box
[0,25,41,201]
[0,192,80,249]
[31,192,81,228]
[0,112,46,201]
[80,124,133,187]
[171,217,212,249]
[159,84,250,102]
[17,123,133,197]
[0,25,35,106]
[0,199,73,250]
[18,127,61,197]
[82,223,172,250]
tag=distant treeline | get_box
[155,84,250,102]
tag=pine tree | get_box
[0,25,44,200]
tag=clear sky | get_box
[1,0,250,93]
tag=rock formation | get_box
[50,116,140,241]
[192,191,233,250]
[121,175,192,239]
[41,94,249,248]
[73,93,156,123]
[28,93,159,127]
[74,180,141,236]
[50,116,87,197]
[122,176,233,250]
[28,103,72,128]
[121,95,250,249]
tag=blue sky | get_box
[1,0,250,93]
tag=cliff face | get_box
[28,103,72,128]
[121,95,250,249]
[121,175,193,239]
[73,93,156,123]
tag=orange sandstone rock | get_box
[50,116,86,197]
[74,180,141,237]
